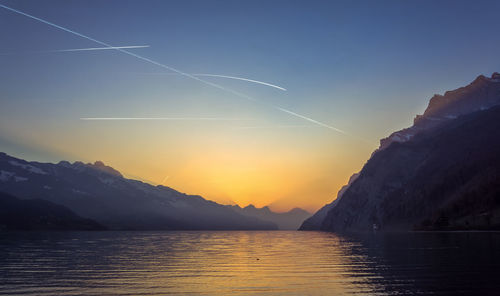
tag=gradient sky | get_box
[1,0,499,212]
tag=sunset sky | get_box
[1,0,499,212]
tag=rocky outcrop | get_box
[379,72,500,151]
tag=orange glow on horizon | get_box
[3,112,375,213]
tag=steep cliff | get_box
[322,106,500,232]
[302,73,500,232]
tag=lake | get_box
[1,231,499,295]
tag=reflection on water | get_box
[0,231,499,295]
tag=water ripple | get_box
[1,231,500,295]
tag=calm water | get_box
[1,231,499,295]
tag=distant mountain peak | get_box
[423,72,500,117]
[88,161,123,178]
[288,207,311,215]
[55,159,124,178]
[93,160,106,167]
[259,205,272,213]
[472,72,500,83]
[229,204,311,230]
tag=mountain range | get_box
[0,154,285,230]
[301,72,500,232]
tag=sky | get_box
[1,0,499,212]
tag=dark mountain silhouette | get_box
[228,204,310,230]
[0,191,105,230]
[301,72,500,232]
[300,173,358,230]
[0,155,277,230]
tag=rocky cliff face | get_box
[299,173,358,230]
[301,73,500,232]
[379,72,500,151]
[322,106,500,232]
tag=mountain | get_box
[299,173,358,230]
[228,204,311,230]
[301,72,500,232]
[0,191,105,231]
[0,154,277,230]
[379,72,500,151]
[322,106,500,232]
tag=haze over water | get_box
[1,231,499,295]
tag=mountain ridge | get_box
[322,106,500,232]
[300,72,500,232]
[0,153,277,230]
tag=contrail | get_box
[0,45,150,55]
[0,4,344,134]
[49,45,150,52]
[80,117,253,121]
[135,72,286,91]
[274,106,346,134]
[193,74,286,91]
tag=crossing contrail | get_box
[0,45,150,55]
[0,4,345,134]
[49,45,150,52]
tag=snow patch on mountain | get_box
[99,177,115,185]
[9,160,47,175]
[72,189,89,195]
[14,176,28,182]
[0,170,14,182]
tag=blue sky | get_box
[1,0,499,210]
